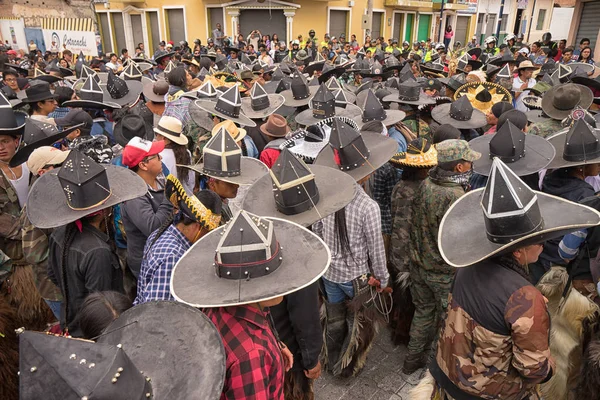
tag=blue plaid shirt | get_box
[134,224,191,305]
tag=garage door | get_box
[485,14,496,37]
[329,10,348,39]
[111,13,127,54]
[165,8,186,44]
[392,13,403,40]
[239,10,286,40]
[455,16,469,46]
[372,11,383,40]
[576,1,600,50]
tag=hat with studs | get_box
[545,117,600,170]
[63,76,121,110]
[240,82,285,119]
[280,73,319,107]
[10,119,84,167]
[26,150,147,229]
[454,82,513,114]
[439,73,467,93]
[295,84,361,126]
[438,157,600,268]
[242,148,357,227]
[468,120,555,176]
[382,79,437,106]
[182,126,268,185]
[96,301,226,400]
[183,79,220,101]
[431,95,487,129]
[315,116,398,181]
[0,92,27,137]
[390,137,438,168]
[102,70,143,107]
[194,85,256,127]
[353,89,406,128]
[550,63,573,85]
[170,209,331,307]
[119,61,143,81]
[32,67,63,84]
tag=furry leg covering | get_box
[389,271,414,346]
[0,297,20,400]
[284,368,314,400]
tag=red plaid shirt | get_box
[205,305,284,400]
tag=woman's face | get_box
[111,55,117,62]
[60,59,68,67]
[582,48,591,59]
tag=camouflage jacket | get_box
[431,259,553,400]
[409,168,467,274]
[0,169,23,261]
[389,179,423,274]
[528,118,563,139]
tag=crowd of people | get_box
[1,27,600,400]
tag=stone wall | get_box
[0,0,94,27]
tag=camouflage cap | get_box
[436,139,481,163]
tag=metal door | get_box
[24,28,45,54]
[329,10,348,39]
[576,1,600,50]
[417,14,431,41]
[209,8,225,36]
[455,16,469,45]
[130,14,144,50]
[239,10,286,40]
[111,13,127,54]
[392,13,404,41]
[405,14,414,42]
[166,8,186,44]
[372,12,383,39]
[147,11,160,56]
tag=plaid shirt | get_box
[134,224,191,305]
[205,305,284,400]
[371,163,402,235]
[313,186,389,287]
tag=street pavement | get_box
[314,327,426,400]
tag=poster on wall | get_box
[0,18,28,50]
[42,28,98,56]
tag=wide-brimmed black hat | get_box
[102,70,143,106]
[526,109,551,124]
[550,63,573,85]
[438,157,600,268]
[467,47,482,60]
[113,114,154,147]
[281,73,318,107]
[19,331,154,400]
[382,80,437,106]
[240,82,285,119]
[182,126,268,185]
[304,53,327,76]
[154,50,174,64]
[10,119,84,167]
[488,52,518,66]
[32,68,63,84]
[183,79,221,101]
[545,118,600,169]
[538,60,558,77]
[96,301,226,400]
[431,95,487,129]
[171,209,331,307]
[63,76,122,110]
[469,120,555,176]
[120,61,144,81]
[318,63,347,84]
[439,73,466,93]
[353,90,406,128]
[195,85,256,127]
[26,150,148,229]
[315,116,398,181]
[22,82,58,104]
[541,83,593,120]
[571,74,600,93]
[295,84,361,126]
[360,60,390,79]
[0,92,27,137]
[242,148,357,227]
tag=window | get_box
[499,14,509,32]
[165,8,186,44]
[146,11,160,57]
[536,9,546,31]
[98,13,112,53]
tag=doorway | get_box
[514,9,524,35]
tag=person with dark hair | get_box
[483,102,513,135]
[496,109,528,132]
[561,46,574,64]
[153,115,194,193]
[48,86,75,120]
[77,291,132,339]
[135,175,222,304]
[1,68,20,95]
[403,139,480,374]
[432,124,461,144]
[573,37,591,61]
[23,82,58,124]
[513,60,538,112]
[579,46,596,76]
[121,137,173,281]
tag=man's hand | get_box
[280,343,294,372]
[304,361,322,379]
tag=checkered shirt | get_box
[163,96,192,127]
[371,163,402,235]
[134,224,191,305]
[48,107,70,121]
[205,305,285,400]
[313,186,389,287]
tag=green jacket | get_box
[409,168,467,274]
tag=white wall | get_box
[0,19,28,51]
[548,7,574,42]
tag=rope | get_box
[368,286,393,324]
[288,161,322,219]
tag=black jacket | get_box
[270,283,322,371]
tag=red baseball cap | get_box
[122,137,165,168]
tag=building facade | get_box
[93,0,478,57]
[566,0,600,58]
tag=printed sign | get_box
[42,29,98,56]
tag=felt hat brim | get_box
[9,122,84,167]
[431,103,487,129]
[101,80,143,106]
[242,165,357,227]
[194,99,257,127]
[280,86,319,107]
[62,99,121,110]
[240,94,285,119]
[295,104,362,127]
[526,109,550,124]
[171,217,331,307]
[33,75,63,84]
[0,110,27,136]
[113,119,154,147]
[154,52,175,63]
[468,133,555,176]
[142,81,166,103]
[304,61,326,76]
[438,188,600,268]
[352,109,407,128]
[318,67,347,84]
[571,76,600,92]
[180,157,268,185]
[97,301,226,400]
[382,90,437,106]
[314,131,398,181]
[26,165,148,229]
[188,101,216,131]
[541,84,593,120]
[523,95,543,110]
[545,129,600,169]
